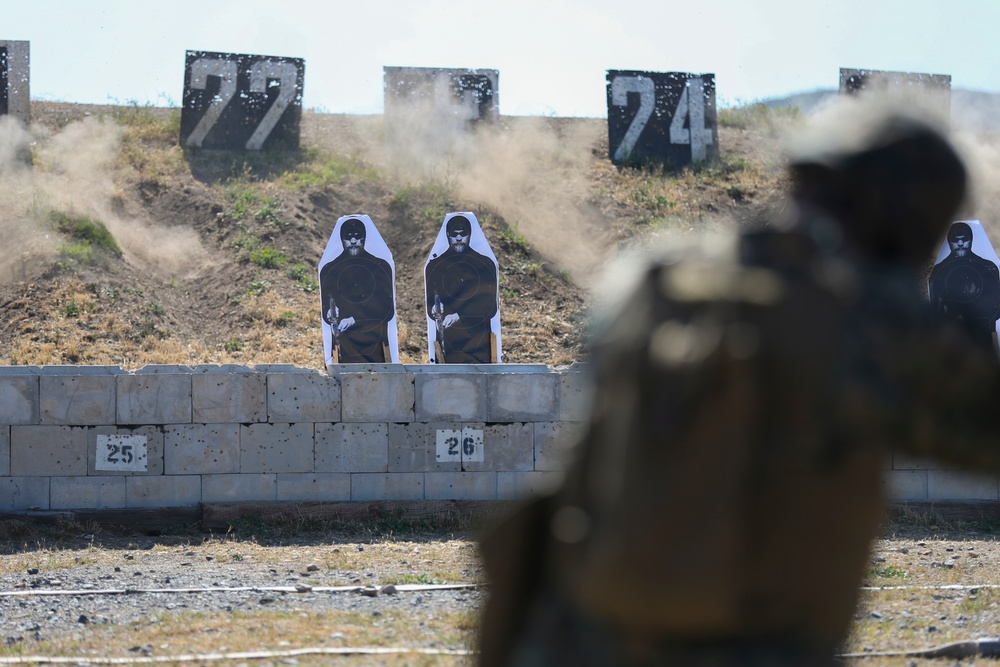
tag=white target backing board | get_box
[929,220,1000,345]
[606,70,717,167]
[318,215,398,366]
[424,212,501,364]
[0,41,29,124]
[840,68,950,121]
[181,50,304,150]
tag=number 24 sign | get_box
[606,70,717,167]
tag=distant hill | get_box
[764,87,1000,131]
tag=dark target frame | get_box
[180,50,304,151]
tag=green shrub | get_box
[250,247,289,269]
[50,211,122,256]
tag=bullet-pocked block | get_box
[0,427,9,476]
[164,424,240,474]
[534,422,584,471]
[127,475,201,508]
[88,426,164,476]
[388,423,464,473]
[893,452,958,471]
[40,374,116,425]
[488,373,558,421]
[240,423,314,473]
[497,471,565,500]
[341,373,414,422]
[558,371,592,422]
[266,372,340,423]
[928,470,999,501]
[117,374,192,425]
[0,476,49,510]
[11,425,88,476]
[0,375,38,425]
[350,473,424,500]
[425,472,497,500]
[202,473,277,503]
[414,374,486,421]
[462,423,533,472]
[193,372,266,423]
[883,470,928,501]
[315,423,388,473]
[51,476,126,509]
[277,473,351,502]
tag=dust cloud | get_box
[384,98,610,286]
[0,114,210,284]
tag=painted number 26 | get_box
[611,75,714,162]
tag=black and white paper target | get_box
[318,215,398,366]
[929,220,1000,345]
[606,70,717,167]
[423,212,501,364]
[0,40,29,124]
[181,50,304,150]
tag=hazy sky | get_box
[6,0,1000,117]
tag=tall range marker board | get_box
[383,66,499,129]
[180,50,305,150]
[606,70,717,168]
[839,67,951,122]
[0,41,29,124]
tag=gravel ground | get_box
[0,527,484,660]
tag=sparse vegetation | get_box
[250,247,290,269]
[50,211,122,257]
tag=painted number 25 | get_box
[611,75,714,162]
[186,57,299,149]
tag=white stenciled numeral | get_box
[669,77,713,162]
[185,58,238,148]
[611,75,655,162]
[246,60,299,150]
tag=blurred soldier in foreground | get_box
[479,110,1000,666]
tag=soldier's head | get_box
[789,110,967,267]
[341,218,366,256]
[446,215,472,253]
[947,222,973,258]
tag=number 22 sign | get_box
[606,70,717,168]
[181,50,304,150]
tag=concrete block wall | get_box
[884,452,1000,502]
[0,364,579,511]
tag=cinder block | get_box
[266,372,340,423]
[0,427,9,476]
[0,477,49,510]
[127,475,201,508]
[164,424,240,474]
[0,375,38,425]
[558,371,592,422]
[51,476,126,509]
[31,365,123,376]
[534,422,585,471]
[388,423,464,473]
[350,473,424,500]
[87,426,164,476]
[202,474,277,503]
[341,373,414,422]
[276,473,351,502]
[462,423,533,472]
[893,452,959,471]
[193,372,266,423]
[883,470,928,501]
[117,374,192,425]
[928,470,999,501]
[240,423,314,473]
[488,373,558,421]
[315,423,388,473]
[414,374,486,421]
[39,374,116,425]
[11,425,87,475]
[425,472,497,500]
[133,364,195,374]
[498,471,565,500]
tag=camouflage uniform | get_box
[479,113,1000,666]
